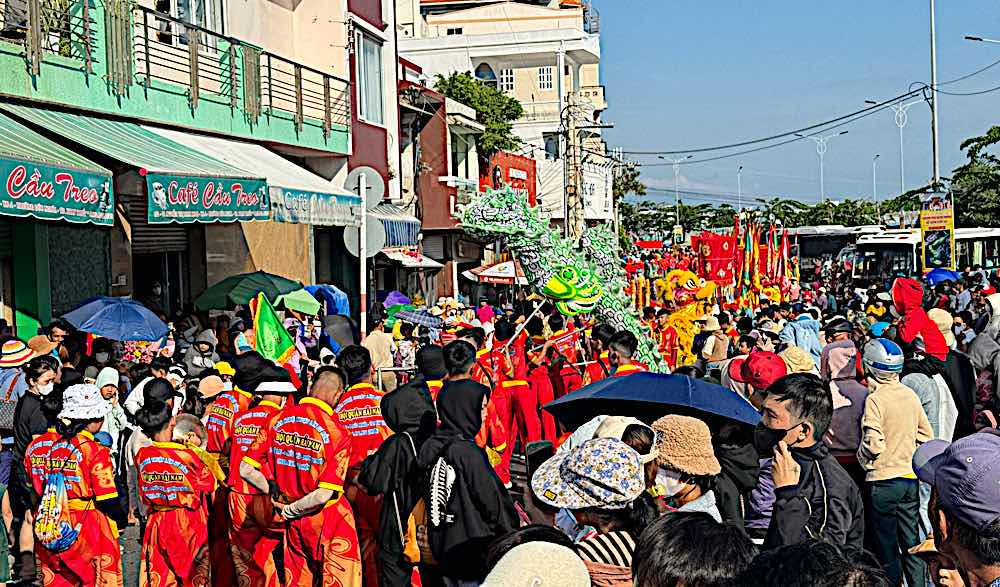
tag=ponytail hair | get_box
[135,399,173,437]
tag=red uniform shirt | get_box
[473,348,512,389]
[253,396,351,500]
[334,383,389,469]
[25,429,118,503]
[613,363,647,377]
[205,388,254,453]
[547,330,580,364]
[584,352,611,385]
[509,331,530,381]
[135,441,217,510]
[227,400,282,494]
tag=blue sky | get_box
[599,1,1000,208]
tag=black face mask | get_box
[752,421,803,458]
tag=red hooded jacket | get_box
[891,278,949,360]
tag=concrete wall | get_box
[204,222,312,286]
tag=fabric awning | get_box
[0,111,113,225]
[370,203,421,248]
[380,248,443,269]
[148,127,361,227]
[0,104,269,224]
[461,259,527,285]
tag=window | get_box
[499,68,514,93]
[538,66,553,90]
[356,33,385,125]
[156,0,224,48]
[446,27,463,35]
[474,63,497,89]
[543,132,560,160]
[451,132,470,179]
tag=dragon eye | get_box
[685,279,696,289]
[561,268,577,281]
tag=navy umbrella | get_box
[63,297,169,342]
[543,371,761,430]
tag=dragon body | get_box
[460,186,667,371]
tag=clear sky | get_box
[599,1,1000,208]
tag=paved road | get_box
[121,523,141,587]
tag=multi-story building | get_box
[396,0,613,237]
[0,0,397,333]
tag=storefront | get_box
[0,109,114,337]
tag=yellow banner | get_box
[919,191,955,271]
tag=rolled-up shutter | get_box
[127,195,188,253]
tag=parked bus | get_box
[787,225,883,275]
[852,227,1000,284]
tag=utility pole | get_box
[558,43,568,236]
[795,131,848,202]
[930,0,941,186]
[737,165,743,212]
[563,93,582,239]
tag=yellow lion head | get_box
[660,270,717,306]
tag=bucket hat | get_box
[59,384,112,421]
[531,437,646,510]
[0,340,34,368]
[651,414,721,476]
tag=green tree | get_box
[614,164,646,202]
[951,126,1000,227]
[434,72,524,157]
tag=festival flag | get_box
[252,292,295,364]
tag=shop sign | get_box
[920,190,955,271]
[145,174,269,223]
[0,158,113,225]
[271,187,361,227]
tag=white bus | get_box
[853,227,1000,283]
[787,225,883,275]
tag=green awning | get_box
[0,110,113,225]
[0,104,270,224]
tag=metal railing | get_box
[0,0,97,73]
[583,0,600,34]
[133,5,350,133]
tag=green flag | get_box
[252,292,295,364]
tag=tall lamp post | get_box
[658,154,692,227]
[872,154,880,221]
[865,98,924,195]
[737,165,743,212]
[795,131,848,202]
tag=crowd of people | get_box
[0,262,995,587]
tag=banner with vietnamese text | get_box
[920,191,955,271]
[145,174,269,223]
[0,157,113,225]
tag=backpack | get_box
[34,441,84,553]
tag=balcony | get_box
[0,0,350,154]
[520,100,560,123]
[578,85,606,111]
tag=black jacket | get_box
[359,381,436,587]
[416,379,517,581]
[714,441,760,527]
[764,442,864,550]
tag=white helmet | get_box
[862,338,904,379]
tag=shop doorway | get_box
[133,251,189,318]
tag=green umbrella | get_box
[194,270,303,311]
[276,289,322,316]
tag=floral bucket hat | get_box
[531,437,646,510]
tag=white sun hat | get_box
[58,384,112,421]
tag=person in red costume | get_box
[608,331,647,377]
[891,277,949,361]
[583,324,616,386]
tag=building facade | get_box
[396,0,612,238]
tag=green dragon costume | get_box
[460,185,666,371]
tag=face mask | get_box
[37,382,54,396]
[655,467,687,497]
[95,352,110,364]
[752,421,803,457]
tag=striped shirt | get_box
[575,530,636,568]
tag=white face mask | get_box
[655,467,687,497]
[95,352,110,364]
[37,382,54,396]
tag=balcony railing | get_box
[134,5,349,134]
[0,1,349,138]
[520,100,561,123]
[0,0,98,73]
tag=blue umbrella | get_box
[543,371,761,429]
[63,297,169,342]
[395,310,443,329]
[925,268,960,286]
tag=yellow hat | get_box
[214,361,235,377]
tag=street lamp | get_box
[865,98,924,195]
[872,154,880,221]
[737,165,743,212]
[965,35,1000,44]
[794,131,848,202]
[658,155,692,227]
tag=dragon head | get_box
[542,264,603,316]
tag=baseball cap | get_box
[143,377,183,404]
[913,431,1000,532]
[732,351,788,390]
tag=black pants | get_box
[867,477,927,587]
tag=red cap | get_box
[732,351,787,390]
[983,286,997,296]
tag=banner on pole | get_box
[919,190,955,271]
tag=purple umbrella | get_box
[382,291,411,308]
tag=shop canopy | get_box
[0,111,113,225]
[370,203,421,248]
[380,248,443,269]
[462,259,527,285]
[0,104,269,224]
[148,127,362,227]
